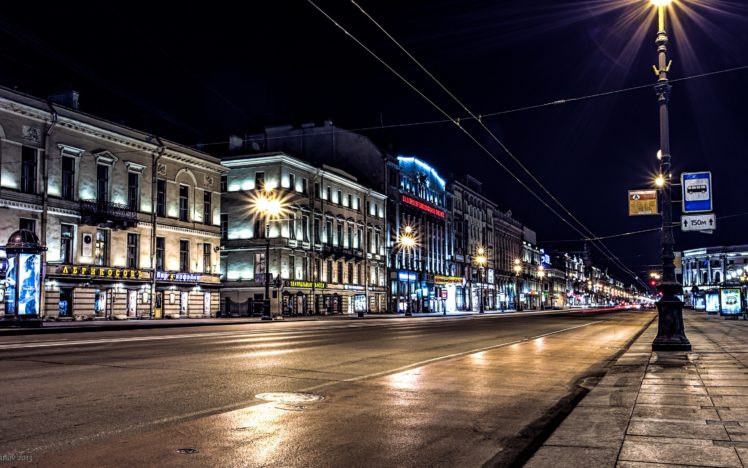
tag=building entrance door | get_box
[153,291,163,319]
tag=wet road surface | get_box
[0,310,655,467]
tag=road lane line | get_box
[303,320,603,391]
[19,319,605,456]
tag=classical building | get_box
[220,152,387,315]
[239,123,457,314]
[0,87,225,319]
[449,175,497,311]
[493,209,524,310]
[681,245,748,307]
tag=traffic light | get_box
[649,279,657,287]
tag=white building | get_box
[221,152,387,315]
[0,88,226,319]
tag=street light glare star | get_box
[655,175,665,188]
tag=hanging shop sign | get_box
[434,275,463,285]
[401,195,445,218]
[285,280,327,289]
[55,265,146,280]
[156,271,200,282]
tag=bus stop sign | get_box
[681,171,713,213]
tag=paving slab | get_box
[631,404,719,421]
[525,446,619,468]
[618,440,741,467]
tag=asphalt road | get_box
[0,309,655,467]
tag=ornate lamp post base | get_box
[652,282,691,351]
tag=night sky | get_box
[1,0,747,285]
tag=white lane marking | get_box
[303,320,602,391]
[20,319,605,456]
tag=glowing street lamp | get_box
[397,225,418,316]
[513,259,522,311]
[251,189,288,320]
[538,266,546,310]
[473,246,488,314]
[647,0,691,351]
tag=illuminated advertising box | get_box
[705,292,720,314]
[720,288,742,316]
[17,253,40,315]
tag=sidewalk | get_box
[0,307,593,336]
[527,309,748,468]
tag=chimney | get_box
[48,89,80,110]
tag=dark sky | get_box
[1,0,747,286]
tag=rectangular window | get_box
[348,194,352,208]
[302,256,308,281]
[289,255,295,280]
[254,252,266,277]
[255,172,265,190]
[203,191,212,225]
[337,223,342,247]
[61,156,75,200]
[95,229,108,266]
[156,179,166,217]
[126,233,139,269]
[314,259,321,282]
[336,261,343,283]
[302,178,308,194]
[359,263,365,286]
[326,260,333,283]
[337,190,342,205]
[357,228,363,250]
[347,226,353,248]
[60,224,74,264]
[127,172,139,211]
[203,243,212,273]
[289,173,296,191]
[220,214,228,240]
[220,175,227,192]
[314,219,321,243]
[289,215,296,240]
[97,164,109,202]
[326,221,332,245]
[156,237,165,271]
[179,185,189,221]
[348,263,354,284]
[179,240,189,271]
[375,232,380,254]
[315,183,320,198]
[302,215,309,242]
[356,197,361,211]
[19,218,36,233]
[21,146,37,194]
[326,186,332,201]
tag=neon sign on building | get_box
[401,195,445,218]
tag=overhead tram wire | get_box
[190,63,748,150]
[544,211,748,244]
[350,1,646,289]
[304,0,607,264]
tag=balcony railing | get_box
[80,199,138,229]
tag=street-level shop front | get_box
[43,265,220,320]
[154,271,221,319]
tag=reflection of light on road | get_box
[388,367,422,391]
[535,337,545,349]
[470,351,487,364]
[241,349,296,358]
[228,402,286,464]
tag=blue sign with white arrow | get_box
[681,171,713,213]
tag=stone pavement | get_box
[527,309,748,468]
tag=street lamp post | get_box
[474,247,488,314]
[538,266,545,310]
[398,225,417,317]
[513,259,522,311]
[649,0,691,351]
[251,188,287,321]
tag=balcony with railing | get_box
[80,199,138,229]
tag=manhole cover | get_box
[255,392,324,404]
[176,448,199,455]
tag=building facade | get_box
[449,175,496,311]
[0,88,226,320]
[221,152,387,315]
[681,245,748,307]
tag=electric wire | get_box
[190,63,748,149]
[349,0,647,289]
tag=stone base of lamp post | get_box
[652,281,692,351]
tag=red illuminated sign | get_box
[401,195,445,218]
